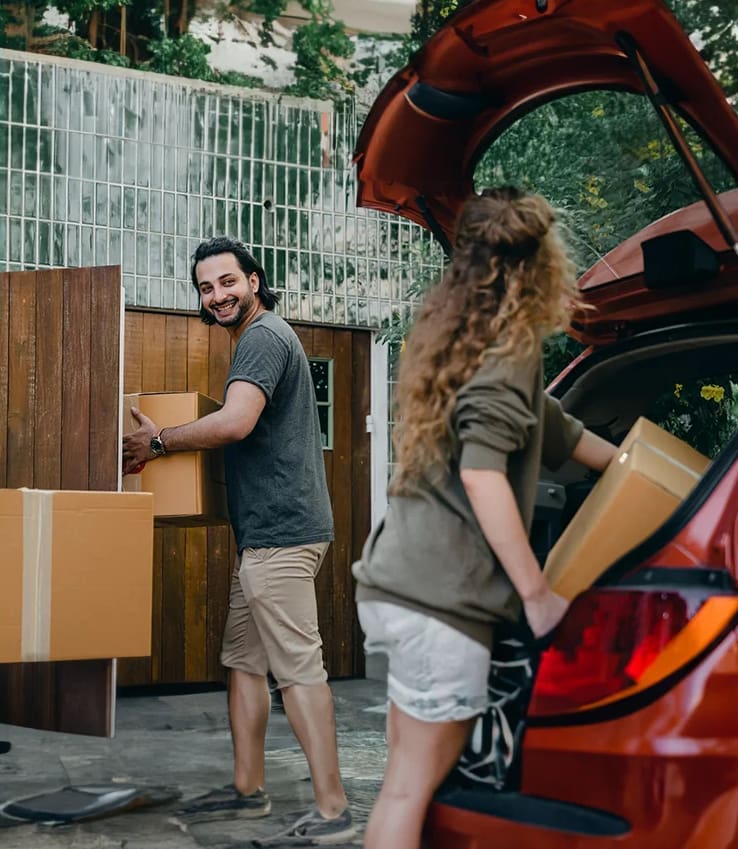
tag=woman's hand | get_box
[523,588,569,639]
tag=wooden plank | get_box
[6,270,37,488]
[61,267,92,490]
[184,527,208,680]
[160,525,187,682]
[292,322,313,353]
[312,326,333,358]
[329,328,354,676]
[351,331,372,677]
[0,272,10,487]
[207,322,231,400]
[33,268,64,490]
[123,311,144,393]
[89,266,121,491]
[206,525,232,682]
[187,317,211,394]
[165,314,188,391]
[141,312,166,391]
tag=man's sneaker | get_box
[252,806,356,846]
[176,785,271,823]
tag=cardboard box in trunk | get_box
[0,489,154,663]
[543,418,710,600]
[123,392,229,525]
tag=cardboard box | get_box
[123,392,229,525]
[543,418,711,600]
[0,488,154,663]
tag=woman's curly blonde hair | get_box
[391,186,583,495]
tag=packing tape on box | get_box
[619,440,704,480]
[20,488,53,662]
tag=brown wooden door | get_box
[293,325,371,678]
[117,313,371,685]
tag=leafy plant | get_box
[651,379,738,457]
[144,32,216,80]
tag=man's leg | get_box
[220,551,272,795]
[229,669,270,794]
[281,681,347,817]
[242,543,350,818]
[176,553,273,822]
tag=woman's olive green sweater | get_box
[353,350,583,647]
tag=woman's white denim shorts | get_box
[357,600,490,722]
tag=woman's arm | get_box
[571,429,618,472]
[461,467,568,638]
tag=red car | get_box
[355,1,738,846]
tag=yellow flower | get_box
[592,105,605,118]
[634,179,650,194]
[400,338,406,353]
[674,383,683,398]
[700,384,725,402]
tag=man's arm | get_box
[461,467,569,639]
[122,380,266,473]
[570,429,617,472]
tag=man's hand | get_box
[122,407,160,474]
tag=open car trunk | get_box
[532,319,738,572]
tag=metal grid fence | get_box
[0,49,443,329]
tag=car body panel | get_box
[571,190,738,344]
[425,629,738,848]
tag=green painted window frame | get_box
[309,357,334,450]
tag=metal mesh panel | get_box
[0,50,443,328]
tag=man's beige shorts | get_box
[220,542,329,688]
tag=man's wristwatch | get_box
[150,429,167,457]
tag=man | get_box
[122,237,354,844]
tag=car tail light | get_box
[528,589,738,718]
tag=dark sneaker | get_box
[252,807,356,846]
[177,785,271,823]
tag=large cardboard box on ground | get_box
[123,392,228,525]
[0,489,154,663]
[543,418,711,600]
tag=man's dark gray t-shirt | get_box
[224,311,334,551]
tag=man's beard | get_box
[210,291,254,326]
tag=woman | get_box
[353,187,616,849]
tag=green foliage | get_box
[410,0,460,45]
[669,0,738,96]
[47,33,131,65]
[288,17,355,99]
[542,334,585,386]
[651,379,738,457]
[218,69,263,88]
[55,0,125,21]
[144,33,217,80]
[0,1,48,50]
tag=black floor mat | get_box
[0,783,181,827]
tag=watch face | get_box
[150,436,165,456]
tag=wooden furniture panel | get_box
[117,311,371,685]
[0,266,122,736]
